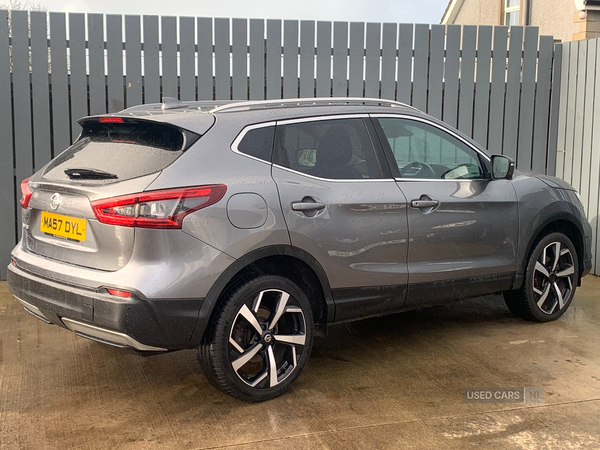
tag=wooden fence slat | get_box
[283,20,299,99]
[502,26,523,159]
[88,13,106,114]
[249,19,264,100]
[532,36,555,174]
[588,39,600,272]
[396,24,413,104]
[30,11,52,171]
[232,19,248,100]
[107,15,125,112]
[160,16,178,99]
[546,44,562,177]
[70,13,89,133]
[50,13,70,156]
[0,9,15,279]
[197,18,213,100]
[316,21,332,97]
[125,15,142,107]
[570,41,588,190]
[332,22,348,97]
[180,17,196,101]
[516,26,539,170]
[143,15,160,103]
[266,19,281,100]
[427,24,445,119]
[348,22,364,97]
[472,26,492,147]
[12,11,33,241]
[457,25,476,137]
[443,24,461,128]
[487,27,508,154]
[563,42,581,184]
[299,21,315,98]
[580,39,597,210]
[555,43,571,179]
[364,22,381,98]
[412,24,429,112]
[215,18,230,100]
[380,23,396,101]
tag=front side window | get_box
[274,118,381,180]
[376,118,486,180]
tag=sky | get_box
[36,0,451,24]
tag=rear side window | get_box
[43,120,195,182]
[236,126,275,162]
[274,118,381,180]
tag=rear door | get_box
[271,116,409,321]
[372,115,518,307]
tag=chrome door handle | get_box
[411,199,439,208]
[292,201,326,211]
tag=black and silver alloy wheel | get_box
[200,275,314,402]
[531,241,575,315]
[504,232,579,322]
[229,288,308,388]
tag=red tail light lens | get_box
[99,117,124,123]
[107,288,132,298]
[91,185,227,229]
[20,177,32,208]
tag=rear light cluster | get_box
[91,185,227,229]
[20,177,32,209]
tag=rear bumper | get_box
[7,263,204,351]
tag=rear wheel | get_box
[199,275,314,402]
[504,232,578,322]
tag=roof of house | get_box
[440,0,466,25]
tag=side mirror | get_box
[491,155,515,180]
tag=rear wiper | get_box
[64,168,118,180]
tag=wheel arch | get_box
[188,245,334,348]
[514,212,585,290]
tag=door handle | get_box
[411,199,439,208]
[292,201,326,211]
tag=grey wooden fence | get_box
[556,38,600,275]
[0,10,562,279]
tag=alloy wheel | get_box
[228,289,307,388]
[532,241,576,315]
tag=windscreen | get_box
[43,119,193,182]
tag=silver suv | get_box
[8,97,592,401]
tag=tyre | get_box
[504,232,578,322]
[199,275,314,401]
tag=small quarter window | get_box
[237,126,275,162]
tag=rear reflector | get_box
[107,289,132,298]
[91,185,227,229]
[20,177,32,209]
[99,117,124,123]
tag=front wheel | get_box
[504,232,578,322]
[199,275,314,402]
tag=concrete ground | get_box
[1,278,600,450]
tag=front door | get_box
[271,116,409,321]
[372,115,518,308]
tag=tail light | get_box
[91,185,227,229]
[20,177,32,208]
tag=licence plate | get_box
[40,211,87,241]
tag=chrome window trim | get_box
[370,113,492,162]
[273,164,395,183]
[394,177,489,183]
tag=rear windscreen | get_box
[43,120,193,182]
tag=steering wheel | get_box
[399,161,436,179]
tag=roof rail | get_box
[210,97,417,114]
